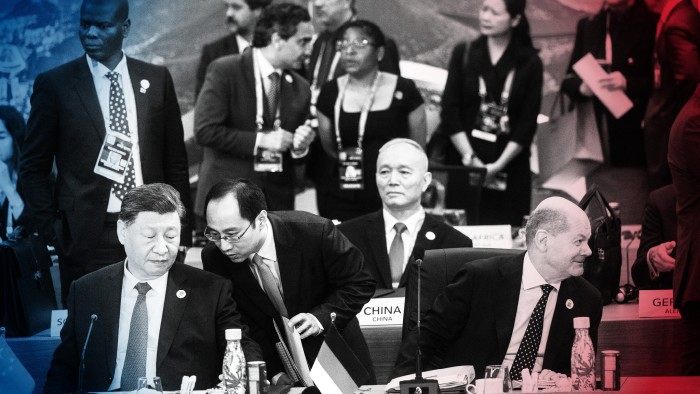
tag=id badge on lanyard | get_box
[93,130,134,183]
[253,51,283,173]
[338,147,364,190]
[333,72,381,191]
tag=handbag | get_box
[578,185,622,305]
[536,92,604,195]
[0,227,57,337]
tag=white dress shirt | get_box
[236,34,250,53]
[108,260,168,391]
[383,208,426,276]
[86,53,144,213]
[501,253,561,373]
[249,216,283,289]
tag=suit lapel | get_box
[73,57,108,141]
[127,58,149,156]
[366,212,393,289]
[269,214,301,316]
[544,278,577,364]
[228,253,278,318]
[102,263,125,376]
[156,264,190,368]
[494,255,523,357]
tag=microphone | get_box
[78,314,98,394]
[399,246,439,393]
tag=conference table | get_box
[361,302,683,385]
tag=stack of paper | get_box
[385,366,475,392]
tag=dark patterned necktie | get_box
[510,284,555,381]
[120,282,151,390]
[388,222,407,286]
[106,71,136,200]
[267,72,280,121]
[253,254,288,317]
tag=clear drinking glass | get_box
[136,376,163,393]
[483,365,512,393]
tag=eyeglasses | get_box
[336,39,375,52]
[204,221,253,244]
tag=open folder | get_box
[273,317,314,386]
[385,365,475,393]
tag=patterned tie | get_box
[253,254,288,317]
[267,72,281,121]
[106,71,136,200]
[389,222,407,287]
[510,284,555,381]
[120,282,151,391]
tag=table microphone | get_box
[399,246,440,394]
[78,314,98,394]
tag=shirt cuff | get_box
[647,248,660,280]
[291,146,309,159]
[309,313,324,334]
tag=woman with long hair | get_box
[0,106,26,239]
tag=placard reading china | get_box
[357,297,405,326]
[638,290,681,318]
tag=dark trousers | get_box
[57,213,126,307]
[681,302,700,375]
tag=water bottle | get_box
[571,317,595,391]
[222,328,247,394]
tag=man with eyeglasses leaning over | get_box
[200,178,377,386]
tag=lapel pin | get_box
[566,299,574,309]
[285,74,293,84]
[140,79,150,94]
[394,91,403,100]
[425,231,435,241]
[176,290,186,299]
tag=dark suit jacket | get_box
[201,211,377,382]
[561,1,656,166]
[337,210,473,289]
[194,49,310,215]
[391,253,603,378]
[631,184,676,289]
[19,56,192,260]
[195,32,241,98]
[44,262,262,393]
[668,84,700,311]
[643,0,700,187]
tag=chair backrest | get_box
[429,164,486,225]
[401,247,522,340]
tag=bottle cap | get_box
[225,328,242,340]
[573,317,590,328]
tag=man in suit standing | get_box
[643,0,700,188]
[194,0,272,98]
[668,83,700,375]
[338,139,472,289]
[19,0,192,306]
[45,183,262,393]
[631,184,677,290]
[391,197,603,381]
[201,178,377,385]
[194,3,315,216]
[561,0,657,167]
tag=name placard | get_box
[638,290,680,318]
[357,297,404,326]
[51,309,68,337]
[454,225,513,249]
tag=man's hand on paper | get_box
[538,369,566,381]
[598,71,627,92]
[289,313,323,339]
[649,241,677,272]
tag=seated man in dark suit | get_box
[45,184,262,393]
[201,178,377,385]
[338,138,472,289]
[631,184,677,289]
[392,197,603,382]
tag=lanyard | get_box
[478,69,515,107]
[310,39,342,107]
[333,71,382,151]
[253,51,281,131]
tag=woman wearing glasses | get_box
[442,0,542,226]
[313,19,426,222]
